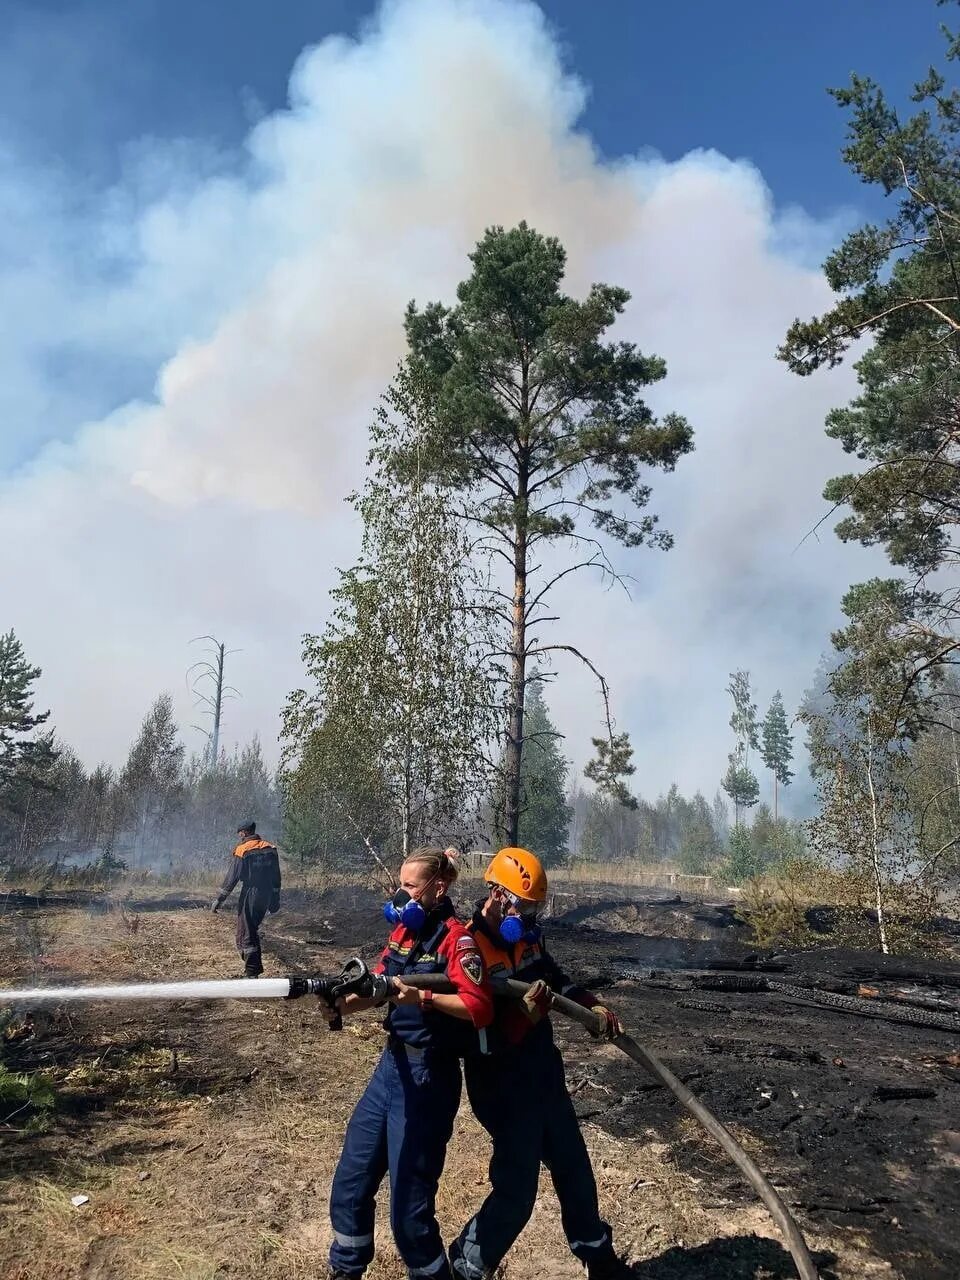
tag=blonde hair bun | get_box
[404,845,460,885]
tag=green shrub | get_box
[0,1061,55,1130]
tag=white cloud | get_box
[1,0,879,809]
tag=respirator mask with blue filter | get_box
[497,887,542,945]
[383,872,441,933]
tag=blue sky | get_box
[0,0,934,801]
[5,0,943,214]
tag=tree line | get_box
[0,622,800,885]
[0,636,277,877]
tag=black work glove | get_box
[269,892,280,915]
[210,897,222,914]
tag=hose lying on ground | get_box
[403,972,820,1280]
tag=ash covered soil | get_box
[0,884,958,1280]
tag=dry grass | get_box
[0,855,379,900]
[0,892,899,1279]
[548,862,720,898]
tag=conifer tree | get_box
[399,222,693,843]
[0,630,51,786]
[722,670,761,827]
[513,681,572,867]
[780,6,960,697]
[761,691,794,820]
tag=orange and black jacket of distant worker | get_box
[218,836,281,909]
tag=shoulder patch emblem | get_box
[460,952,483,986]
[455,935,475,952]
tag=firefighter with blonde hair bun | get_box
[323,845,492,1280]
[450,846,628,1280]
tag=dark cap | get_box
[237,821,256,835]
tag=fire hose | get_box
[397,970,818,1280]
[2,960,819,1280]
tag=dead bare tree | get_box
[187,638,240,770]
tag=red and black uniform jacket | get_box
[468,906,596,1057]
[219,837,281,908]
[374,897,493,1054]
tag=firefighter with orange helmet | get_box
[449,847,628,1280]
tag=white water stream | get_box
[0,978,292,1002]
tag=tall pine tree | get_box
[779,6,960,703]
[400,223,693,844]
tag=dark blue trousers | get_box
[450,1042,613,1279]
[235,887,268,976]
[329,1042,461,1278]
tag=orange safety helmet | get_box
[483,847,547,904]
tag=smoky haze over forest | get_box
[0,0,885,810]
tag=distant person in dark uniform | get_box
[211,821,281,977]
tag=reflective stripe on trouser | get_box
[332,1230,374,1249]
[329,1042,461,1278]
[235,888,268,976]
[408,1253,451,1276]
[450,1043,612,1278]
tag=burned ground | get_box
[0,885,957,1280]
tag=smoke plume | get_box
[0,0,881,807]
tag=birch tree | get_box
[116,694,184,868]
[281,365,500,867]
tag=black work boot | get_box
[448,1240,486,1279]
[586,1251,631,1280]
